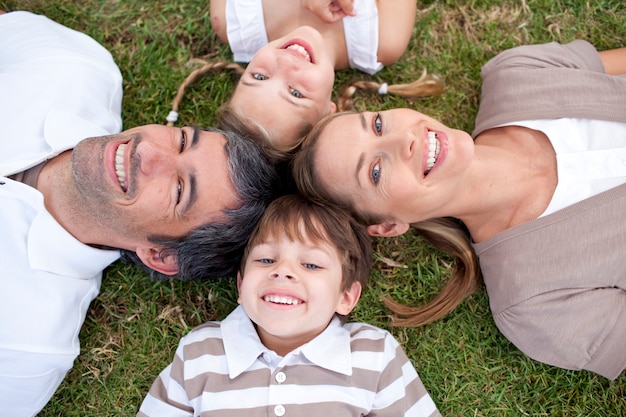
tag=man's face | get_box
[68,125,239,254]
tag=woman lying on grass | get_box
[292,39,626,380]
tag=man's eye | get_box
[373,112,383,135]
[179,130,187,153]
[176,181,183,204]
[252,73,267,80]
[290,87,303,98]
[303,263,320,270]
[371,162,381,184]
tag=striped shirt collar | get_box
[222,306,353,378]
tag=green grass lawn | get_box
[3,0,625,415]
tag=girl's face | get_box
[231,26,336,148]
[312,110,476,231]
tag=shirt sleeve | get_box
[472,40,626,136]
[494,287,626,380]
[370,333,441,417]
[136,341,194,417]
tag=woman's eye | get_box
[176,181,183,204]
[303,263,320,270]
[252,73,267,81]
[373,112,383,135]
[371,162,381,184]
[290,87,303,98]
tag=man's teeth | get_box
[286,44,311,62]
[263,295,301,305]
[115,144,127,191]
[425,131,441,175]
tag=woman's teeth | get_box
[425,131,440,175]
[286,44,311,62]
[263,295,301,305]
[115,144,127,191]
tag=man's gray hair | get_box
[120,127,278,280]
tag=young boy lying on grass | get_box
[137,194,441,416]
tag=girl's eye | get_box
[303,263,320,270]
[176,181,183,204]
[371,162,381,185]
[252,73,267,81]
[373,112,383,135]
[290,87,303,98]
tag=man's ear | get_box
[336,282,362,316]
[135,247,179,276]
[366,222,410,237]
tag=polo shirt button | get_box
[274,404,286,416]
[275,371,286,383]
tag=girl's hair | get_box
[292,114,482,327]
[241,194,373,293]
[337,69,444,112]
[167,60,444,163]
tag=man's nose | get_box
[137,140,176,176]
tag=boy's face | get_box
[237,227,361,355]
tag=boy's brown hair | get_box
[241,194,372,292]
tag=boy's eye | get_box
[290,87,303,98]
[258,258,274,264]
[373,112,383,135]
[371,162,381,185]
[303,263,320,270]
[252,73,267,80]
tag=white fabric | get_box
[342,0,383,74]
[0,11,122,416]
[224,0,383,74]
[225,0,268,63]
[503,118,626,217]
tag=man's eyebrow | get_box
[189,126,200,149]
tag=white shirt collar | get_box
[28,204,119,278]
[221,306,353,378]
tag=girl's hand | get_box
[302,0,356,23]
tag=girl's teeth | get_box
[286,44,311,62]
[263,295,301,305]
[425,131,441,175]
[115,144,127,191]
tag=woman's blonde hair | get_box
[292,113,482,327]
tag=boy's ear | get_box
[135,247,179,275]
[328,101,337,114]
[236,271,243,304]
[366,222,410,237]
[336,282,362,316]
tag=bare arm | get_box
[376,0,417,65]
[599,47,626,75]
[209,0,228,44]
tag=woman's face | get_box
[313,110,475,229]
[231,26,336,148]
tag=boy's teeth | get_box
[286,44,311,62]
[425,131,441,175]
[263,295,301,305]
[115,144,127,191]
